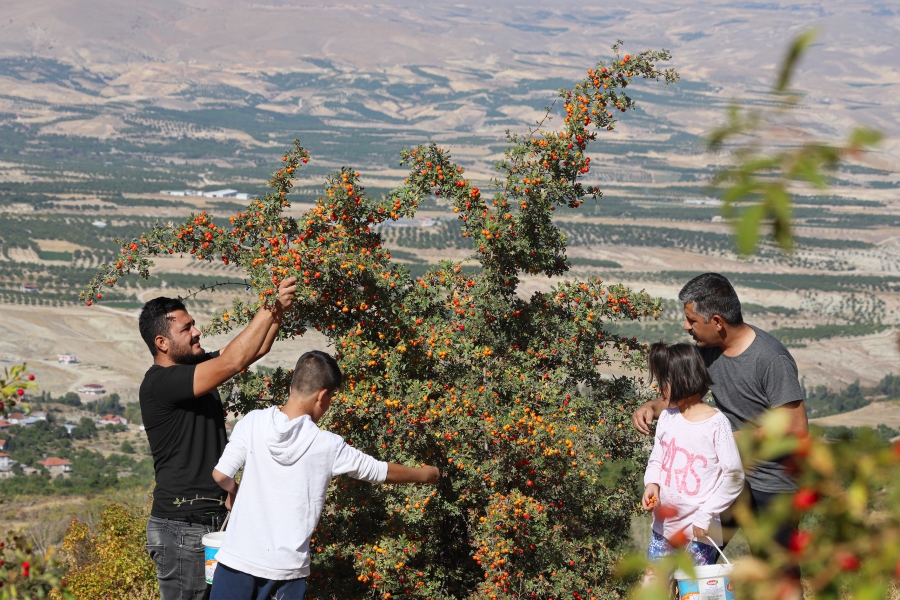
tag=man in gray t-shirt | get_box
[631,273,807,589]
[699,324,804,493]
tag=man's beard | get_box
[169,338,206,365]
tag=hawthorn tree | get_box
[82,42,678,599]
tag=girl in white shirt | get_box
[641,342,744,566]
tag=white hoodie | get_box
[213,406,388,580]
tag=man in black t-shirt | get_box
[138,277,296,600]
[631,273,808,594]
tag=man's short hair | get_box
[139,297,187,356]
[291,351,342,396]
[648,342,713,402]
[678,272,743,325]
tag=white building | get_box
[0,453,10,471]
[58,354,78,364]
[77,384,106,395]
[204,189,239,198]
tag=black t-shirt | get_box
[140,351,228,519]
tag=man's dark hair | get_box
[291,351,342,396]
[139,297,187,356]
[648,342,713,403]
[678,272,744,325]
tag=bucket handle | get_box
[220,512,230,532]
[704,535,732,565]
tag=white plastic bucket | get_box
[673,563,735,600]
[202,531,225,585]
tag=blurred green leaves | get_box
[708,30,883,255]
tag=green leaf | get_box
[791,154,828,188]
[735,203,766,255]
[767,186,794,251]
[853,581,889,600]
[848,127,884,148]
[721,181,759,207]
[775,30,817,92]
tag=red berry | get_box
[16,389,24,396]
[835,551,860,572]
[656,505,677,519]
[792,488,818,511]
[668,530,689,548]
[28,374,34,381]
[789,531,811,555]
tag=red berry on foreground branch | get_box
[836,551,860,572]
[792,488,818,511]
[789,531,812,555]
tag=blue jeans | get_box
[146,516,218,600]
[210,562,307,600]
[647,529,720,565]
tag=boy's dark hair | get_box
[291,351,342,396]
[678,272,743,325]
[648,342,713,403]
[139,297,187,356]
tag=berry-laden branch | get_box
[0,363,37,417]
[79,43,678,599]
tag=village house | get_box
[58,354,78,364]
[0,439,6,451]
[77,383,106,395]
[40,457,72,477]
[99,414,128,426]
[0,419,10,431]
[7,412,26,424]
[0,452,11,471]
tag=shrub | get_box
[54,503,157,600]
[0,364,36,418]
[70,418,97,441]
[0,530,72,599]
[81,43,679,598]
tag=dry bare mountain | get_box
[1,0,898,151]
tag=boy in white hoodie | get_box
[209,350,440,599]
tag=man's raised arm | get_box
[631,397,668,436]
[193,277,297,397]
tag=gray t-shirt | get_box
[699,325,805,493]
